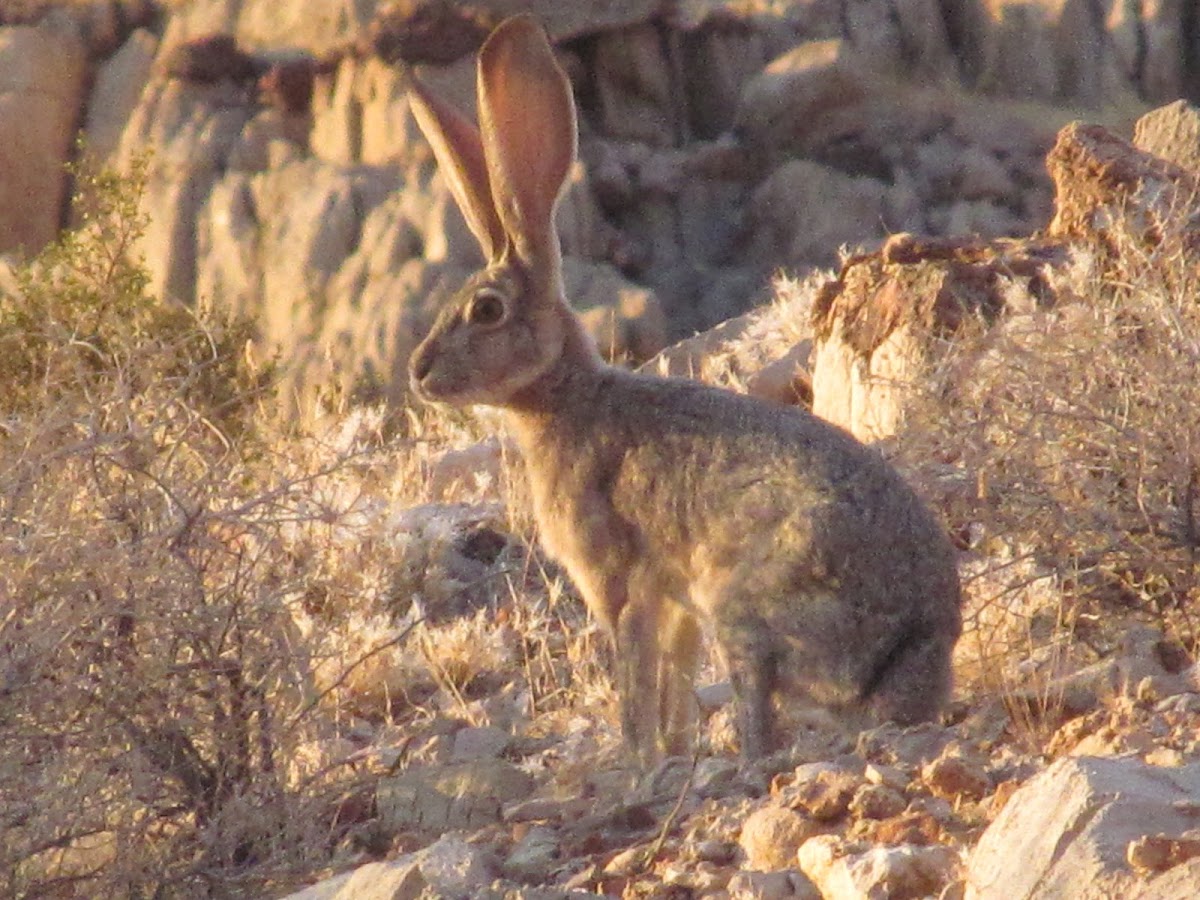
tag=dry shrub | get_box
[696,271,818,392]
[0,163,336,896]
[892,209,1200,709]
[0,162,608,897]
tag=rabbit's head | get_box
[408,16,590,407]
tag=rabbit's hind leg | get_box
[861,623,955,725]
[711,607,779,760]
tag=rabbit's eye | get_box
[466,289,507,326]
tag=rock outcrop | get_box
[0,22,87,255]
[12,0,1199,418]
[807,102,1200,442]
[810,232,1066,441]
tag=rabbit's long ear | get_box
[408,75,505,262]
[477,16,576,269]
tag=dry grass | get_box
[0,165,602,898]
[888,208,1200,725]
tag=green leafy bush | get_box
[0,159,270,427]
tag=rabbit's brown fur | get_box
[408,16,962,764]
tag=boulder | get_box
[810,232,1065,441]
[1133,100,1200,175]
[977,0,1105,104]
[280,860,424,900]
[739,805,821,871]
[7,0,156,58]
[745,341,813,407]
[225,107,309,172]
[0,23,88,255]
[308,56,362,166]
[1046,120,1200,252]
[477,0,661,42]
[365,0,490,65]
[162,0,367,58]
[645,309,759,379]
[258,56,319,115]
[502,824,560,881]
[310,53,440,167]
[843,0,957,83]
[749,159,889,269]
[733,34,1056,236]
[847,782,908,820]
[644,272,815,406]
[376,758,535,833]
[196,172,261,315]
[591,23,677,147]
[734,38,874,168]
[782,767,865,823]
[196,157,431,413]
[155,0,239,52]
[921,745,991,801]
[116,76,254,302]
[412,832,498,895]
[279,833,495,899]
[309,257,472,413]
[965,756,1200,899]
[162,0,661,57]
[84,28,159,164]
[14,831,118,895]
[727,868,821,900]
[251,158,387,337]
[1137,3,1189,101]
[557,161,620,262]
[565,257,667,364]
[676,22,771,138]
[1105,0,1188,102]
[798,834,961,900]
[159,32,258,83]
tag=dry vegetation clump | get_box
[0,163,315,896]
[0,166,599,897]
[891,210,1200,719]
[689,271,819,392]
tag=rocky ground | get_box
[3,2,1200,899]
[272,102,1200,900]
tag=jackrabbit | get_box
[407,16,962,764]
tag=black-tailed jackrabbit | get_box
[408,16,962,764]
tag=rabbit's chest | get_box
[528,474,620,571]
[525,464,656,628]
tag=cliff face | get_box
[1,0,1197,415]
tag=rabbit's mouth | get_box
[409,366,460,406]
[409,357,492,408]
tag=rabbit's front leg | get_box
[656,602,701,758]
[615,596,666,767]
